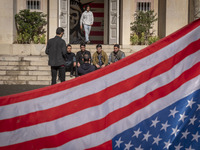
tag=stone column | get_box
[120,0,131,46]
[49,0,59,39]
[0,0,16,44]
[165,0,188,36]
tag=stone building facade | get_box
[0,0,199,46]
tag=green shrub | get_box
[40,34,46,44]
[130,33,139,45]
[33,35,39,44]
[15,9,47,44]
[148,36,159,45]
[130,10,158,45]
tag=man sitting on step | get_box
[65,44,76,77]
[92,44,108,69]
[108,44,125,64]
[76,43,91,67]
[77,54,95,76]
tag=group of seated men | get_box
[65,43,125,77]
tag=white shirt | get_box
[80,11,94,26]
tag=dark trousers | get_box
[51,66,65,85]
[65,63,74,75]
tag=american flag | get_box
[0,19,200,150]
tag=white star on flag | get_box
[185,145,195,150]
[181,129,190,139]
[192,131,200,142]
[179,112,187,122]
[189,115,197,125]
[142,131,151,142]
[150,117,160,128]
[186,98,195,108]
[152,134,162,145]
[115,137,123,148]
[168,107,179,118]
[132,128,142,138]
[196,104,200,111]
[171,126,180,136]
[174,143,183,150]
[163,140,171,149]
[160,121,170,132]
[135,145,143,150]
[124,141,133,150]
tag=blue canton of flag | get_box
[113,89,200,150]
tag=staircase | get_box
[0,44,146,85]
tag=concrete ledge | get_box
[0,44,146,56]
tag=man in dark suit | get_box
[45,27,67,85]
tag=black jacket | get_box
[45,36,67,66]
[77,63,95,76]
[76,50,91,65]
[65,52,76,67]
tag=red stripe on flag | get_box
[90,3,104,8]
[0,19,199,106]
[1,62,200,150]
[1,39,199,132]
[93,12,104,17]
[90,40,103,44]
[90,31,104,36]
[93,22,102,27]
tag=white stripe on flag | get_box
[0,50,199,147]
[1,26,200,120]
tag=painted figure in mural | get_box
[108,44,125,64]
[45,27,67,85]
[65,44,76,77]
[92,44,108,69]
[80,5,94,44]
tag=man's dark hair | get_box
[83,54,90,62]
[80,43,86,47]
[85,5,91,11]
[96,44,102,49]
[56,27,64,35]
[66,44,71,49]
[114,44,120,48]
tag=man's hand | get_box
[101,65,105,68]
[80,25,83,30]
[96,64,100,68]
[77,62,80,67]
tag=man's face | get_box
[80,46,85,51]
[67,46,72,53]
[86,6,90,12]
[114,47,119,53]
[97,47,102,53]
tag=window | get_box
[137,2,151,11]
[27,0,41,10]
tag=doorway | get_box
[69,0,105,44]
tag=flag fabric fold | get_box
[0,19,200,150]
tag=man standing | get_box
[65,44,76,77]
[80,5,94,44]
[109,44,125,64]
[92,44,108,69]
[45,27,67,85]
[77,54,95,76]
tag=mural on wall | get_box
[70,0,104,44]
[70,0,93,44]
